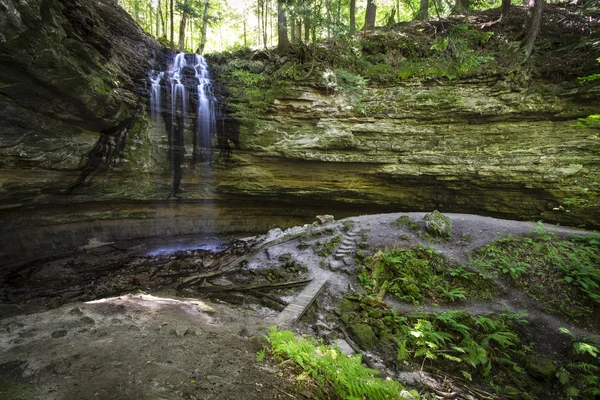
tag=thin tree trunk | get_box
[349,0,356,33]
[295,19,302,43]
[263,0,268,48]
[501,0,511,17]
[304,18,310,43]
[178,12,188,51]
[277,0,290,52]
[155,1,160,36]
[416,0,429,20]
[169,0,174,47]
[291,17,297,43]
[365,0,376,30]
[159,0,166,37]
[197,2,210,54]
[522,0,544,58]
[243,9,247,47]
[257,0,262,47]
[451,0,470,15]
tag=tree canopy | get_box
[118,0,596,59]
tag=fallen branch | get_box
[177,233,303,289]
[198,279,311,293]
[250,290,289,307]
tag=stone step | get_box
[338,244,354,251]
[336,248,353,254]
[341,239,356,246]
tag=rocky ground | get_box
[0,212,598,400]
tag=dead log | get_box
[197,279,311,293]
[177,232,303,289]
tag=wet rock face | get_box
[0,0,160,171]
[213,81,600,228]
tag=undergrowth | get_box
[357,246,496,305]
[263,326,417,399]
[471,224,600,327]
[340,295,600,399]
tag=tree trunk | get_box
[416,0,428,20]
[522,0,544,58]
[277,0,290,53]
[159,0,166,37]
[349,0,356,33]
[295,19,302,43]
[169,0,174,47]
[155,0,160,36]
[451,0,470,15]
[365,0,376,30]
[304,18,310,43]
[178,12,188,51]
[197,2,210,54]
[263,0,268,48]
[290,17,296,43]
[501,0,511,17]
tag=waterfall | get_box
[148,71,163,121]
[147,52,218,196]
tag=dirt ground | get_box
[0,212,597,400]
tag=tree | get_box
[197,1,210,54]
[177,1,202,51]
[452,0,470,15]
[501,0,511,18]
[522,0,544,58]
[416,0,429,20]
[365,0,376,30]
[349,0,356,33]
[277,0,290,52]
[170,0,175,47]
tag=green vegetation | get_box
[263,326,416,400]
[314,235,343,257]
[557,328,600,398]
[390,215,411,227]
[340,296,600,399]
[358,246,496,305]
[471,225,600,325]
[342,220,356,232]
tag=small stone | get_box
[335,339,355,356]
[316,215,334,224]
[80,316,95,325]
[51,330,67,338]
[183,328,197,336]
[69,307,83,316]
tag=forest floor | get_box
[0,212,598,400]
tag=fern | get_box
[569,362,600,373]
[484,331,519,348]
[574,342,599,357]
[265,326,411,400]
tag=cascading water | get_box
[147,52,218,196]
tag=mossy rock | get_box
[0,382,37,400]
[423,210,452,238]
[339,298,358,314]
[526,356,557,381]
[391,215,411,227]
[351,323,377,350]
